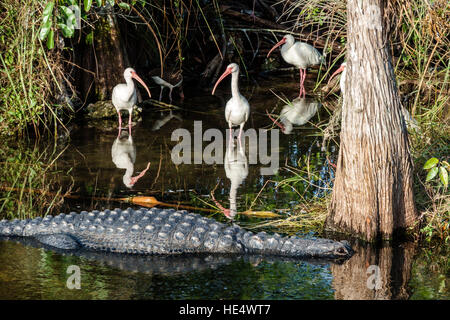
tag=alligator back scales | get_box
[0,208,353,259]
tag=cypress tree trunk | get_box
[326,0,417,241]
[93,11,129,100]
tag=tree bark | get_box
[93,11,129,101]
[326,0,417,241]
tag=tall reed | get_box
[0,0,69,137]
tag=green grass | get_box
[0,0,71,137]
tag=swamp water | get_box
[0,78,447,300]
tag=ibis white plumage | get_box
[212,63,250,145]
[111,132,150,188]
[328,62,418,130]
[112,68,151,135]
[267,34,324,97]
[328,62,347,94]
[150,68,184,104]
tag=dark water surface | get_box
[0,78,447,299]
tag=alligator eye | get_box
[337,247,346,255]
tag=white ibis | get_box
[224,142,248,219]
[267,97,320,134]
[212,63,250,145]
[112,67,151,135]
[150,68,184,104]
[328,62,347,94]
[267,34,324,97]
[327,62,419,130]
[111,132,150,188]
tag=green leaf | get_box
[39,18,52,41]
[46,29,54,49]
[59,6,77,31]
[439,167,448,187]
[426,167,439,182]
[423,157,439,170]
[58,23,74,38]
[107,0,115,6]
[43,1,55,19]
[84,0,92,12]
[118,2,130,10]
[442,161,450,171]
[40,1,55,41]
[60,5,75,19]
[85,31,93,45]
[96,0,103,6]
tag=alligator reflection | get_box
[269,97,320,134]
[1,236,346,276]
[111,131,150,188]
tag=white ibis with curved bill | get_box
[112,67,151,134]
[212,63,250,145]
[267,34,324,97]
[327,62,347,94]
[149,68,184,104]
[327,62,419,130]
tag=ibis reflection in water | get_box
[151,110,183,131]
[267,97,320,135]
[224,140,249,219]
[111,131,150,188]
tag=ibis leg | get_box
[299,69,306,97]
[238,123,244,148]
[117,110,122,132]
[169,88,173,104]
[228,123,233,147]
[304,69,307,97]
[159,87,164,101]
[299,69,302,97]
[128,111,132,135]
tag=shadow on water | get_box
[0,78,448,299]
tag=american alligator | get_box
[0,207,353,259]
